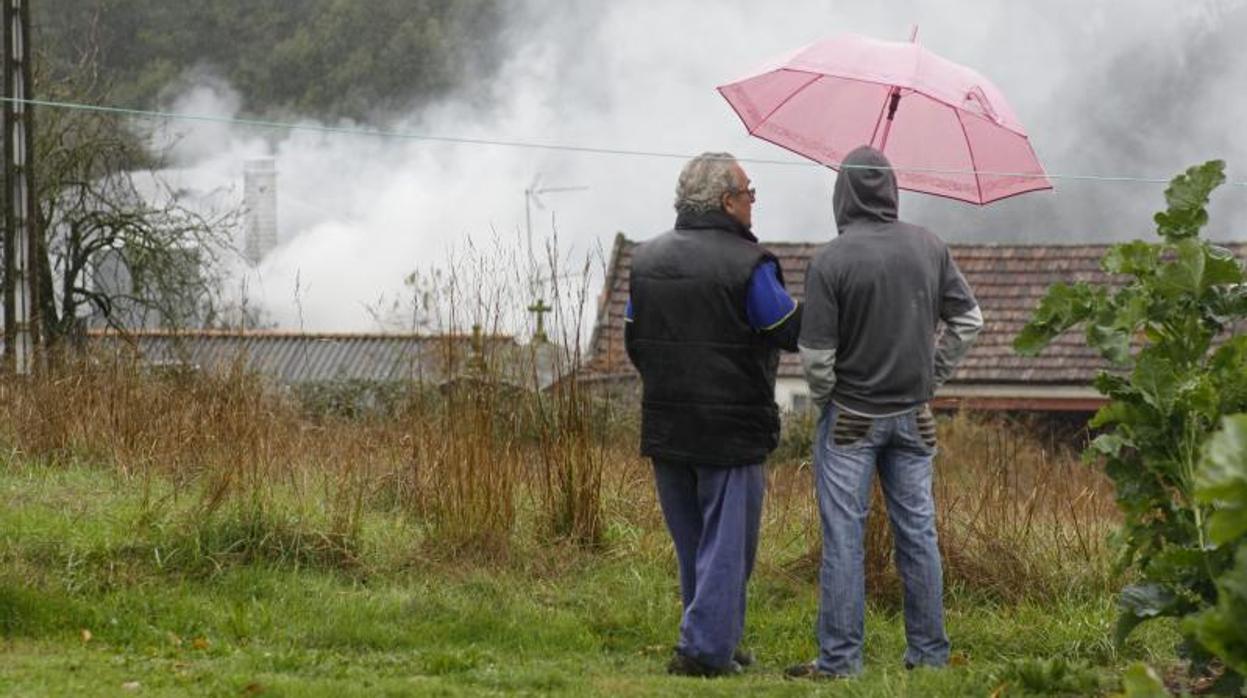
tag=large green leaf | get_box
[1089,433,1130,460]
[1156,238,1206,296]
[1090,401,1131,429]
[1107,462,1167,519]
[1203,244,1245,288]
[1185,546,1247,678]
[1154,160,1226,242]
[1182,376,1221,424]
[1132,353,1179,416]
[1103,240,1160,277]
[1197,415,1247,546]
[1146,544,1214,587]
[1117,583,1184,645]
[1209,338,1247,415]
[1088,321,1132,365]
[1209,285,1247,323]
[1014,282,1099,355]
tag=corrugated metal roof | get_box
[88,330,568,389]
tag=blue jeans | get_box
[814,403,949,675]
[652,460,765,669]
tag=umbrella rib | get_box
[750,72,824,135]
[953,106,985,204]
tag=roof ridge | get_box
[615,234,1247,248]
[87,329,514,341]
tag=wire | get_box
[4,95,1246,188]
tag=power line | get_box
[4,95,1246,188]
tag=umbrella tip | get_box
[908,24,919,42]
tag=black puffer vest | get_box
[627,210,781,466]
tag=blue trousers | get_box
[652,460,765,670]
[814,403,950,675]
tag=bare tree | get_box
[28,15,239,348]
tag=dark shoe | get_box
[905,660,948,671]
[667,652,742,678]
[784,661,847,681]
[733,648,756,667]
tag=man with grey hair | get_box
[625,152,802,677]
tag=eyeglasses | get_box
[733,187,757,202]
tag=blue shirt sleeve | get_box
[625,298,633,322]
[746,260,797,331]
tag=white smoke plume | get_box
[145,0,1247,335]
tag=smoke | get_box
[147,0,1247,334]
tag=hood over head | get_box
[833,146,899,230]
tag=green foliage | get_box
[1154,161,1227,241]
[997,657,1105,696]
[1115,583,1191,648]
[1119,662,1169,698]
[294,379,422,419]
[1185,547,1247,680]
[1196,415,1247,545]
[0,458,1180,695]
[1012,282,1103,358]
[35,0,507,121]
[1015,160,1247,684]
[1183,418,1247,683]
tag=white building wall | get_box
[775,377,810,413]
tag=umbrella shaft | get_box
[876,89,902,150]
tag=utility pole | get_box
[3,0,39,374]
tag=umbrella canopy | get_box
[718,32,1051,205]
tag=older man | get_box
[625,152,801,677]
[789,145,983,679]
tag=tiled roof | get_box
[586,234,1247,387]
[88,330,567,389]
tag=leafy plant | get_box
[1015,161,1247,683]
[1119,662,1168,698]
[1185,416,1247,690]
[997,657,1105,696]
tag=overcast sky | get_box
[152,0,1247,335]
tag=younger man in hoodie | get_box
[790,146,983,678]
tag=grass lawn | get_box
[0,464,1178,696]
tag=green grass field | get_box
[0,462,1178,697]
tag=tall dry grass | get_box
[0,338,613,565]
[532,381,607,548]
[0,349,1116,602]
[769,409,1117,603]
[0,352,391,568]
[932,412,1116,600]
[410,377,520,558]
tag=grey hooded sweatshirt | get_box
[798,146,983,415]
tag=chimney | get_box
[244,158,278,264]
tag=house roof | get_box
[586,233,1247,400]
[88,329,568,389]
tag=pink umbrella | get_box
[717,29,1051,205]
